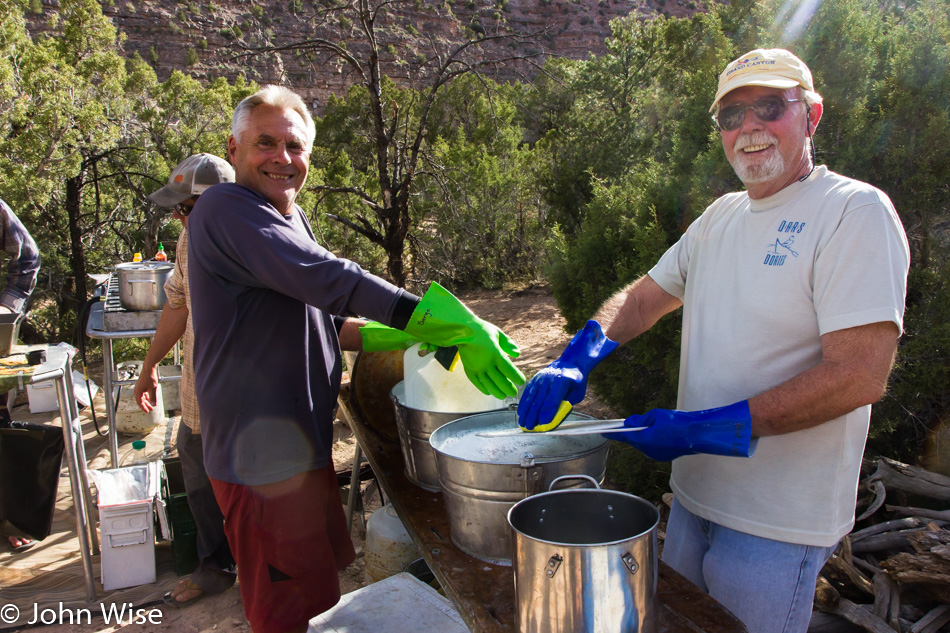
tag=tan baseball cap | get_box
[148,153,235,207]
[710,49,816,113]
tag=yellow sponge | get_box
[525,401,573,433]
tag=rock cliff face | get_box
[26,0,701,112]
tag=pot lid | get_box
[429,409,607,464]
[115,261,175,271]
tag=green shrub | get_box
[606,443,672,503]
[868,263,950,463]
[547,176,681,415]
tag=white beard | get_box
[731,132,786,185]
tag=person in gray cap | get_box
[518,49,910,632]
[134,153,237,606]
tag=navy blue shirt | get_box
[188,184,406,485]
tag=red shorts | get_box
[210,467,356,633]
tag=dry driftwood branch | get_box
[859,458,950,522]
[814,575,897,633]
[874,458,950,500]
[808,612,864,633]
[870,572,890,622]
[885,573,901,631]
[880,527,950,603]
[850,517,926,541]
[907,524,950,552]
[826,461,950,633]
[858,477,887,521]
[825,549,874,596]
[852,555,882,576]
[885,505,950,522]
[907,604,950,633]
[851,527,925,554]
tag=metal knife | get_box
[476,420,646,438]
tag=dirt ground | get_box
[10,283,613,633]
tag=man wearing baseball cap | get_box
[135,153,237,607]
[517,49,909,632]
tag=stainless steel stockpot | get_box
[115,262,174,311]
[508,475,659,633]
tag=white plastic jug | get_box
[402,343,504,412]
[364,505,419,584]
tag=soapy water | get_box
[432,414,605,463]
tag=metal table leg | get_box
[53,360,97,600]
[101,338,119,466]
[346,442,364,533]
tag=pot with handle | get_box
[115,262,175,311]
[508,474,659,633]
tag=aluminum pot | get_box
[115,262,174,311]
[508,475,659,633]
[391,381,505,492]
[428,410,609,566]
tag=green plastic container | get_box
[161,458,199,576]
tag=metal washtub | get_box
[390,381,505,492]
[428,410,609,566]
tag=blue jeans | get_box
[663,498,834,633]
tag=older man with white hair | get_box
[518,49,910,633]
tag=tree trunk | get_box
[382,198,411,288]
[65,171,88,340]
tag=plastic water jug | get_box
[120,440,148,466]
[364,505,419,584]
[402,343,504,412]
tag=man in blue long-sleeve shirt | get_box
[188,85,523,633]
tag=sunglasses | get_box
[713,96,803,132]
[174,202,196,216]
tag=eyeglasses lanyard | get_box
[799,104,817,183]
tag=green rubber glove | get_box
[359,321,430,352]
[403,282,526,399]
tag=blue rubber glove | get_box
[517,320,619,430]
[612,400,758,461]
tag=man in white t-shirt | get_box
[517,49,909,633]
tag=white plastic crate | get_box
[26,381,58,413]
[28,370,98,413]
